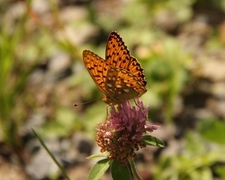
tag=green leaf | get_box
[88,158,111,180]
[32,129,70,180]
[111,160,131,180]
[86,152,109,159]
[142,135,165,147]
[198,118,225,144]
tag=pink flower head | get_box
[96,98,158,164]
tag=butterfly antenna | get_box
[73,98,101,107]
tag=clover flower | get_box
[96,99,159,164]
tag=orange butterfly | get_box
[83,31,147,105]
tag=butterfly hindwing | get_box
[105,68,146,102]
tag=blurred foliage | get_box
[141,37,190,122]
[154,132,225,180]
[40,107,78,137]
[0,6,32,148]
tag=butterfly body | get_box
[83,32,147,105]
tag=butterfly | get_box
[83,31,147,105]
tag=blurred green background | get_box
[0,0,225,179]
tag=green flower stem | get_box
[128,158,142,180]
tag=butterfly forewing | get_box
[83,50,109,94]
[128,56,146,83]
[106,32,146,84]
[106,32,130,68]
